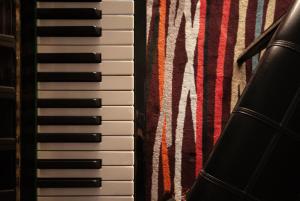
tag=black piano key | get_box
[0,189,16,200]
[0,138,16,150]
[38,72,102,82]
[0,86,15,99]
[0,34,16,49]
[37,26,102,37]
[37,159,102,169]
[37,8,102,19]
[38,116,101,125]
[37,133,102,143]
[37,178,101,188]
[37,99,102,108]
[37,53,101,63]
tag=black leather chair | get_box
[186,1,300,201]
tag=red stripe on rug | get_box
[213,0,231,144]
[161,116,171,192]
[195,0,207,175]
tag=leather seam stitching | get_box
[200,171,260,201]
[268,40,300,54]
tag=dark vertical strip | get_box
[145,0,159,100]
[181,93,196,196]
[245,0,257,81]
[145,1,160,200]
[134,0,146,120]
[171,15,187,196]
[16,1,21,200]
[135,0,147,200]
[202,0,223,162]
[191,0,198,23]
[158,151,164,200]
[222,0,239,130]
[175,0,179,20]
[274,0,293,19]
[202,0,210,164]
[20,0,36,201]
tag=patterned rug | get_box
[145,0,292,200]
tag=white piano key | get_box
[38,196,134,201]
[38,121,134,136]
[38,46,133,61]
[38,91,134,105]
[38,151,134,166]
[38,76,134,91]
[38,181,134,196]
[37,1,134,15]
[38,136,134,151]
[38,31,134,45]
[38,166,134,180]
[38,16,134,30]
[38,106,134,121]
[37,61,134,75]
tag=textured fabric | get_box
[145,0,293,200]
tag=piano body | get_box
[0,0,146,200]
[0,0,20,200]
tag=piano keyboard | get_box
[36,0,134,200]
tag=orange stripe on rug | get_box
[158,0,170,193]
[158,0,167,106]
